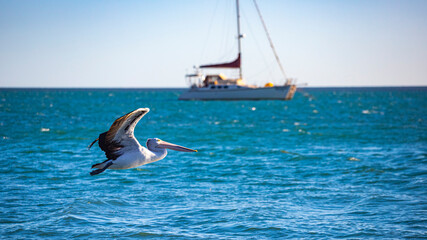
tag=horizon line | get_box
[1,85,426,90]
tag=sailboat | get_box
[179,0,297,101]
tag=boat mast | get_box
[236,0,243,80]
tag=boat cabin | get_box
[203,74,244,87]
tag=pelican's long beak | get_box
[158,140,197,152]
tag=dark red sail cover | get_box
[200,54,241,69]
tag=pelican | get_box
[88,108,197,176]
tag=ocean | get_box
[1,87,426,239]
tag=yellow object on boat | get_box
[264,82,274,87]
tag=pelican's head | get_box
[146,138,197,152]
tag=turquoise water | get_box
[1,88,426,239]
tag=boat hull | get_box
[179,85,297,100]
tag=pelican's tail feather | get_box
[91,159,112,169]
[88,138,99,149]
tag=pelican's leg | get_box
[90,161,113,176]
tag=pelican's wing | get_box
[90,108,150,160]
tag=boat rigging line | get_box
[253,0,289,84]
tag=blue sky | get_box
[1,0,426,87]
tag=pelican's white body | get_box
[94,147,167,170]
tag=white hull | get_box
[179,85,296,100]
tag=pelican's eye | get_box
[156,139,160,142]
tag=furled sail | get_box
[200,54,241,69]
